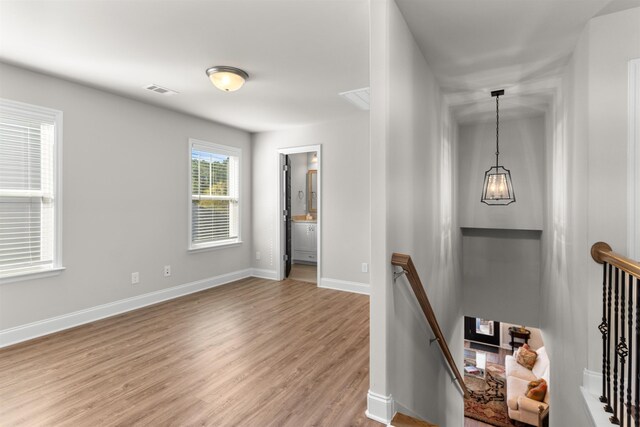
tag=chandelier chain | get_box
[496,94,500,168]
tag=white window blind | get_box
[0,100,60,278]
[189,140,240,249]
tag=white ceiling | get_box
[396,0,640,123]
[0,0,370,133]
[1,0,637,130]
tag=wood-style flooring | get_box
[0,277,380,427]
[288,264,317,284]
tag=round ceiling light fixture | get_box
[206,66,249,92]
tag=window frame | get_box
[0,98,64,284]
[188,138,242,252]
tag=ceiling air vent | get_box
[339,87,370,110]
[143,84,178,96]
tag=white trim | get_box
[582,368,602,397]
[187,138,242,252]
[187,241,243,253]
[366,390,394,424]
[628,58,640,259]
[581,369,610,427]
[0,267,66,285]
[250,268,279,280]
[0,268,252,348]
[319,277,370,295]
[0,98,64,279]
[276,145,322,286]
[581,387,607,427]
[581,370,609,427]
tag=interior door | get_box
[284,155,292,277]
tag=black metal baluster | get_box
[618,271,628,425]
[627,273,633,427]
[608,264,614,413]
[602,262,611,404]
[612,267,620,424]
[636,276,640,427]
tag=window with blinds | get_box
[0,99,61,279]
[189,139,240,250]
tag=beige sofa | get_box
[505,346,550,426]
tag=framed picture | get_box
[464,316,501,346]
[475,318,494,336]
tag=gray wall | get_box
[540,7,640,426]
[462,228,541,327]
[458,115,545,328]
[0,62,252,330]
[458,116,545,230]
[251,113,370,284]
[585,7,640,374]
[369,0,463,424]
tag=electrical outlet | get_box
[361,263,368,273]
[131,272,140,284]
[163,265,171,277]
[256,251,261,260]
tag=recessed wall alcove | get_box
[458,114,546,327]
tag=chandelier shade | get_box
[481,89,516,206]
[481,166,515,205]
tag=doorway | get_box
[277,145,321,285]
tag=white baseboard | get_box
[583,368,602,397]
[0,268,252,348]
[366,390,394,425]
[581,369,611,427]
[319,277,370,295]
[250,268,279,280]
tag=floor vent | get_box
[144,84,178,96]
[339,87,369,110]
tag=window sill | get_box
[0,267,66,285]
[188,241,243,253]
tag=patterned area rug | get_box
[464,364,516,427]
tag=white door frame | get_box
[276,145,322,285]
[629,58,640,259]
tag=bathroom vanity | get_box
[292,218,317,263]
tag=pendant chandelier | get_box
[481,89,516,206]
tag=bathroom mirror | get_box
[307,170,317,213]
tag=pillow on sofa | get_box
[516,344,537,370]
[532,346,549,379]
[526,378,547,401]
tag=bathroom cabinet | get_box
[293,222,317,263]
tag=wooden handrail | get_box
[591,242,640,279]
[391,253,470,399]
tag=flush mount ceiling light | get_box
[481,89,516,206]
[206,66,249,92]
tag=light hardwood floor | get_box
[288,263,317,284]
[0,277,380,427]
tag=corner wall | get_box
[369,0,463,424]
[541,7,640,426]
[251,113,371,286]
[0,62,252,332]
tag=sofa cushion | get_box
[505,355,537,382]
[532,346,549,379]
[507,375,530,410]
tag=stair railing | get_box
[591,242,640,426]
[391,253,470,399]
